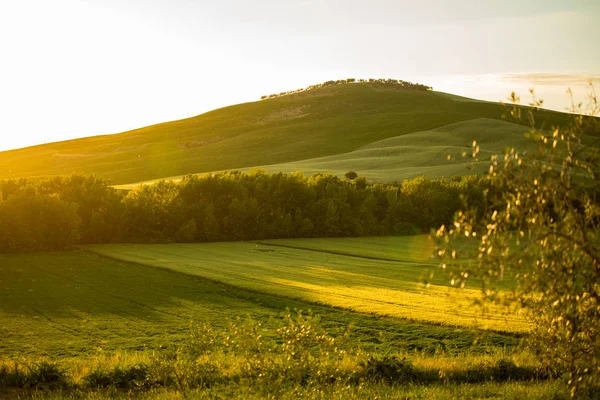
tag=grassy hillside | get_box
[0,83,566,185]
[117,118,530,188]
[266,118,529,182]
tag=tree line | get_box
[0,171,485,252]
[260,78,432,100]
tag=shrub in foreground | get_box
[0,312,554,395]
[437,90,600,397]
[0,361,68,389]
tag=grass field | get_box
[0,244,518,360]
[0,83,567,185]
[85,236,527,333]
[1,236,552,398]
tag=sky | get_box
[0,0,598,151]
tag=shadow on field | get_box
[0,250,517,358]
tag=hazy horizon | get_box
[0,0,598,152]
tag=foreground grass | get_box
[85,237,528,332]
[1,238,564,398]
[3,382,569,400]
[1,367,567,400]
[0,313,558,399]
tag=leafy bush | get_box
[436,89,600,397]
[344,171,358,180]
[360,356,422,383]
[0,361,68,389]
[491,359,537,382]
[83,364,149,388]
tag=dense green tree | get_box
[175,218,198,242]
[0,192,80,252]
[0,170,484,251]
[344,171,358,180]
[121,180,182,242]
[39,175,122,243]
[195,204,221,242]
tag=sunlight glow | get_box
[0,0,598,151]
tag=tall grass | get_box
[1,312,560,398]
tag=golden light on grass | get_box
[86,237,528,333]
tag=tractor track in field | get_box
[18,255,189,322]
[17,257,154,324]
[250,241,437,265]
[27,306,105,341]
[17,256,141,318]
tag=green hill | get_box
[245,118,532,183]
[0,83,566,185]
[115,118,531,189]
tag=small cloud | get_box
[500,73,600,86]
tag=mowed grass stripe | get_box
[13,256,155,325]
[85,238,529,332]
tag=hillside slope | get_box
[116,118,530,189]
[222,118,531,183]
[0,83,566,185]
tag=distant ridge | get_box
[260,77,431,100]
[0,82,568,185]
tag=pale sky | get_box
[0,0,598,151]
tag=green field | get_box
[85,236,527,333]
[0,237,522,360]
[0,84,567,186]
[116,118,531,189]
[2,237,563,399]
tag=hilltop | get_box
[0,81,567,185]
